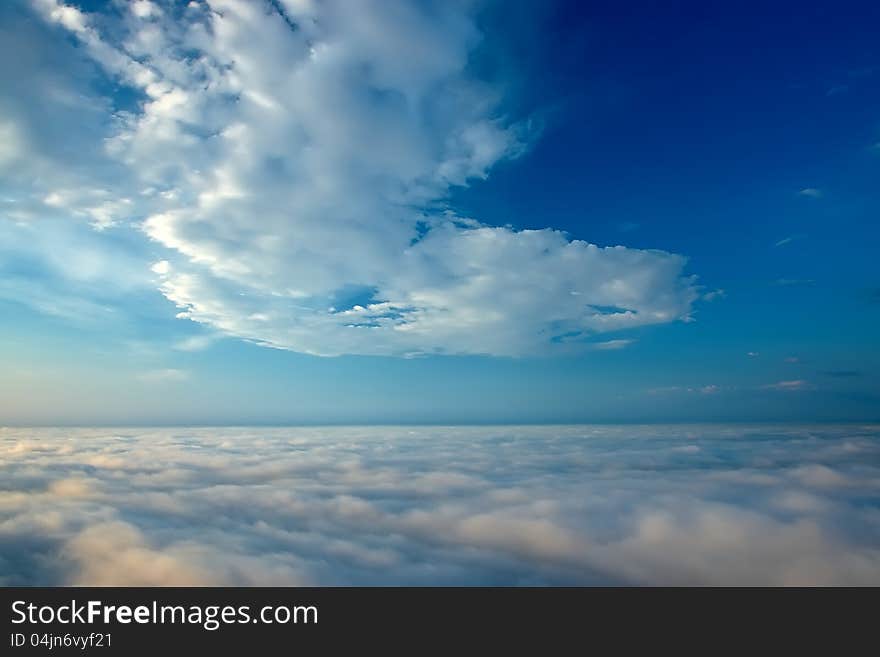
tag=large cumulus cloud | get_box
[1,425,878,585]
[5,0,701,356]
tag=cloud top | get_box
[1,425,878,586]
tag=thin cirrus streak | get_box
[2,0,701,357]
[1,425,878,585]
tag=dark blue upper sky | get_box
[0,0,878,423]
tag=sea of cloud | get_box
[1,425,878,585]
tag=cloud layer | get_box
[2,0,700,356]
[1,425,878,585]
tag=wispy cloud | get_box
[173,334,220,352]
[591,339,635,351]
[702,288,726,301]
[762,380,811,391]
[646,386,683,395]
[647,384,726,395]
[774,233,806,248]
[137,368,190,383]
[798,188,823,198]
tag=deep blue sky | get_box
[0,0,878,424]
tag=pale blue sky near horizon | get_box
[1,0,879,424]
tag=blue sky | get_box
[1,0,878,424]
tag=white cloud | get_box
[0,119,24,168]
[137,368,190,383]
[35,0,88,33]
[63,521,308,586]
[798,188,822,198]
[763,380,810,391]
[646,386,683,395]
[0,219,152,322]
[0,425,878,585]
[130,1,162,19]
[14,0,701,357]
[774,234,805,248]
[150,260,171,275]
[789,465,848,488]
[591,339,635,351]
[647,384,725,395]
[172,333,219,352]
